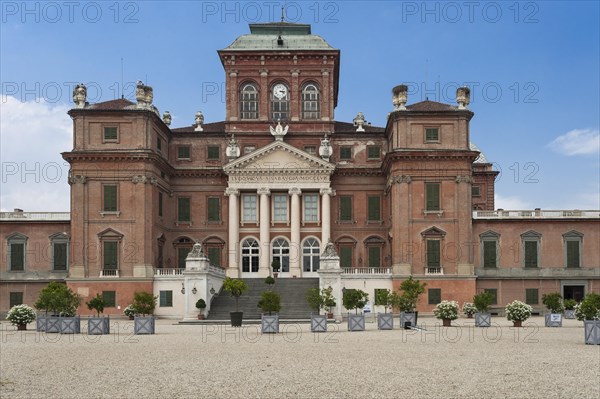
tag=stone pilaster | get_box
[289,188,301,276]
[225,188,240,277]
[258,187,271,277]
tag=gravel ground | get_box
[1,316,598,399]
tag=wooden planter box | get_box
[88,317,110,335]
[377,313,394,330]
[310,315,327,333]
[564,309,575,319]
[584,320,600,345]
[475,313,491,327]
[348,314,365,332]
[60,316,81,334]
[399,312,417,328]
[261,314,279,334]
[134,316,155,335]
[545,313,562,327]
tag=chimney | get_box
[392,84,408,111]
[456,86,471,110]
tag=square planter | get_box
[564,309,575,319]
[400,312,417,328]
[230,312,243,327]
[348,314,365,332]
[475,313,491,327]
[37,316,61,333]
[377,313,394,330]
[88,317,110,335]
[60,316,81,334]
[545,313,562,327]
[261,314,279,334]
[311,315,327,333]
[36,316,48,332]
[134,316,155,335]
[584,320,600,345]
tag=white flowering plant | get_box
[462,302,477,317]
[6,304,37,326]
[433,300,459,320]
[123,305,136,317]
[505,300,533,322]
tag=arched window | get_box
[270,82,289,121]
[302,238,320,272]
[272,238,290,273]
[242,238,259,273]
[302,83,320,119]
[240,83,259,120]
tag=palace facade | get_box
[1,23,599,317]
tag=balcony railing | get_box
[473,210,600,219]
[342,267,391,275]
[100,269,119,277]
[425,267,444,275]
[154,268,185,276]
[0,212,70,221]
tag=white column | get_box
[258,187,271,277]
[320,188,334,248]
[289,187,302,277]
[225,188,239,277]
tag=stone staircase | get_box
[207,278,319,320]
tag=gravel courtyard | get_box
[1,316,598,399]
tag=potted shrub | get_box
[132,291,157,335]
[5,304,36,330]
[306,287,327,332]
[86,294,110,334]
[473,291,494,327]
[397,276,426,327]
[123,305,135,320]
[258,290,281,333]
[322,286,336,319]
[542,292,564,327]
[505,300,533,327]
[342,288,369,331]
[462,302,477,319]
[34,281,81,333]
[271,259,281,278]
[265,276,275,289]
[195,298,207,320]
[574,293,600,345]
[433,300,459,327]
[564,299,577,319]
[374,289,394,330]
[223,277,248,327]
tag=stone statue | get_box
[162,111,172,126]
[72,83,87,108]
[322,239,338,258]
[195,111,204,132]
[269,121,288,141]
[353,112,366,132]
[186,242,206,259]
[226,134,240,160]
[319,134,332,162]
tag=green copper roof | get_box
[222,23,335,51]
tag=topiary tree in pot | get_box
[563,299,577,319]
[86,293,110,334]
[6,304,37,331]
[433,300,459,327]
[34,282,81,333]
[505,300,533,327]
[574,293,600,345]
[306,287,328,332]
[473,291,494,327]
[374,289,394,330]
[322,287,336,319]
[462,302,477,319]
[195,298,207,320]
[132,291,157,335]
[397,276,426,327]
[223,277,248,327]
[258,290,281,333]
[342,288,369,331]
[542,292,564,327]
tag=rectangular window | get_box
[425,127,439,142]
[367,145,381,160]
[484,288,498,305]
[157,137,162,152]
[273,194,288,222]
[207,197,220,222]
[525,288,538,305]
[303,194,318,222]
[102,291,116,307]
[304,146,316,155]
[339,246,353,268]
[103,185,118,212]
[367,196,381,221]
[9,292,23,308]
[472,186,481,197]
[103,241,118,270]
[524,241,538,268]
[207,146,220,160]
[53,242,68,271]
[158,191,163,217]
[428,288,441,305]
[157,244,164,268]
[10,243,24,271]
[368,246,381,268]
[103,126,118,142]
[178,197,191,222]
[339,196,352,222]
[427,240,441,267]
[178,145,191,159]
[566,240,580,268]
[242,194,257,222]
[207,247,221,267]
[483,241,497,268]
[339,146,352,160]
[159,290,173,307]
[425,183,440,211]
[178,247,189,269]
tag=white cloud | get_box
[494,194,533,210]
[547,128,600,156]
[0,96,71,212]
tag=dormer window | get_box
[240,83,258,120]
[302,83,320,119]
[271,82,289,121]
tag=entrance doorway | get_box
[563,285,585,302]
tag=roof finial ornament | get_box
[270,120,289,141]
[281,5,285,22]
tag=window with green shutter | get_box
[472,186,481,197]
[484,289,498,305]
[525,288,538,305]
[53,242,68,271]
[178,247,190,269]
[207,247,221,267]
[367,196,381,221]
[103,185,118,212]
[368,246,381,268]
[103,127,118,141]
[102,291,116,307]
[10,243,24,271]
[103,242,118,270]
[428,288,441,304]
[157,137,162,152]
[339,246,353,268]
[566,240,580,268]
[340,146,352,160]
[207,146,220,160]
[367,145,381,159]
[339,196,352,222]
[425,127,439,142]
[426,183,440,211]
[483,241,497,268]
[427,240,441,267]
[207,197,220,222]
[178,197,191,222]
[159,290,173,307]
[524,241,538,268]
[10,292,23,308]
[178,145,191,159]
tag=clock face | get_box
[273,84,288,100]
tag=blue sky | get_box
[1,1,599,212]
